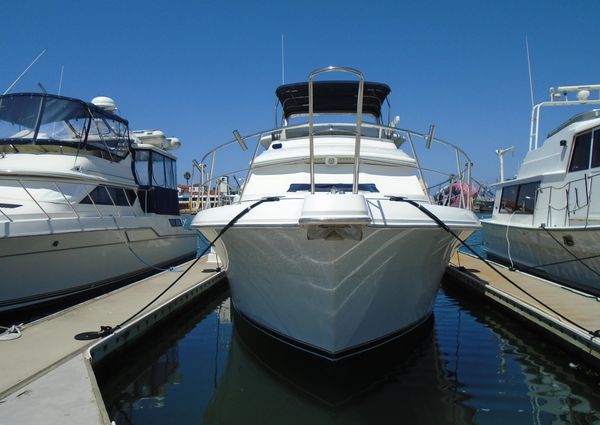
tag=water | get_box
[459,213,491,258]
[96,284,600,425]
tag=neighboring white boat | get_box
[482,84,600,296]
[191,67,480,360]
[0,92,198,312]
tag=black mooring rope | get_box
[390,197,600,338]
[74,197,280,340]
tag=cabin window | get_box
[515,182,538,214]
[134,150,150,185]
[81,186,136,206]
[569,131,593,172]
[151,154,165,186]
[132,148,179,215]
[499,182,539,214]
[499,185,518,213]
[287,183,379,193]
[133,150,177,190]
[165,157,176,189]
[592,131,600,169]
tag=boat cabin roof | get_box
[0,92,128,127]
[547,109,600,139]
[276,81,391,119]
[0,93,131,161]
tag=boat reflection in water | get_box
[98,289,600,425]
[96,291,230,424]
[204,309,475,425]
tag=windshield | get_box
[0,93,130,160]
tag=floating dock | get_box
[2,251,599,424]
[446,251,600,367]
[0,257,225,425]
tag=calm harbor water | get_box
[96,281,600,425]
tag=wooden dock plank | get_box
[448,252,600,366]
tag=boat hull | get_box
[200,225,467,358]
[0,227,197,312]
[481,220,600,296]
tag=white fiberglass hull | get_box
[199,224,470,358]
[482,220,600,296]
[0,223,197,312]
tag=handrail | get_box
[540,171,600,227]
[0,173,139,190]
[189,120,475,211]
[0,177,151,223]
[529,84,600,151]
[308,66,365,194]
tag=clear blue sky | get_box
[2,0,599,185]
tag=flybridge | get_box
[276,81,391,120]
[0,93,130,160]
[530,84,600,151]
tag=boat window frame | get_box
[568,130,593,173]
[80,186,136,206]
[132,147,178,190]
[499,181,540,214]
[567,126,600,173]
[287,183,379,193]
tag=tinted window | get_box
[287,183,379,193]
[592,130,600,169]
[81,186,136,206]
[499,182,539,214]
[515,181,539,214]
[499,185,518,213]
[569,132,592,172]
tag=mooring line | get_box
[390,197,600,337]
[74,197,280,340]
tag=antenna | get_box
[58,65,65,95]
[3,48,48,95]
[281,33,285,84]
[526,36,535,108]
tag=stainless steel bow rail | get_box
[308,66,365,195]
[187,121,475,212]
[186,66,477,212]
[0,175,154,223]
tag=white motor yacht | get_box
[191,67,480,360]
[482,84,600,296]
[0,92,198,312]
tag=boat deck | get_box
[446,251,600,366]
[0,257,225,424]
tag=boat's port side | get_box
[445,251,600,369]
[0,257,226,424]
[0,226,197,312]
